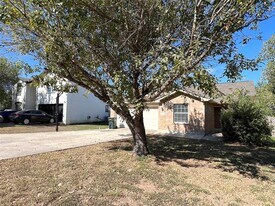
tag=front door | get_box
[214,107,222,129]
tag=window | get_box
[46,86,52,93]
[173,104,188,123]
[32,110,42,115]
[17,83,23,95]
[105,105,110,112]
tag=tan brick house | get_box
[111,81,256,134]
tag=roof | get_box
[19,78,32,83]
[156,81,256,104]
[216,81,256,96]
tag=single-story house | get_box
[12,78,109,124]
[111,81,256,134]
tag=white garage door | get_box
[143,108,158,130]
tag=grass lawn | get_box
[0,136,274,205]
[0,122,108,134]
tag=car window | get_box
[32,110,43,114]
[22,111,31,114]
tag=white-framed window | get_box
[173,104,188,123]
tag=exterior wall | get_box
[12,81,36,110]
[64,87,109,124]
[159,94,205,134]
[36,86,67,105]
[24,84,36,110]
[12,82,25,110]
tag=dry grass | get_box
[0,136,274,206]
[0,122,108,134]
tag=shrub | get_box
[221,94,272,146]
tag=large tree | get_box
[0,57,22,110]
[0,0,273,155]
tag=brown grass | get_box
[0,136,274,206]
[0,122,108,134]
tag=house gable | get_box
[158,94,205,134]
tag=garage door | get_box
[38,104,63,122]
[143,108,158,130]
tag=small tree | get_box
[254,83,275,116]
[221,92,272,146]
[261,34,275,94]
[0,57,22,110]
[256,35,275,116]
[0,1,273,155]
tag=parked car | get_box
[9,110,55,125]
[0,110,17,122]
[0,115,3,123]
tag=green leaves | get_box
[0,57,23,109]
[0,0,273,117]
[221,92,272,146]
[259,35,275,95]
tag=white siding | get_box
[12,81,36,110]
[24,84,36,109]
[13,81,109,125]
[64,87,108,124]
[36,86,67,105]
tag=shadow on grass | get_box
[109,135,275,180]
[153,136,275,180]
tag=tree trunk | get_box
[127,112,149,156]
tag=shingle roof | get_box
[216,81,256,96]
[213,81,256,103]
[156,81,256,104]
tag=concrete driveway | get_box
[0,129,133,160]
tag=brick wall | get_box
[158,94,205,134]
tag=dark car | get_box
[0,110,17,122]
[9,110,55,125]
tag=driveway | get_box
[0,129,133,160]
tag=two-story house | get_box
[12,78,109,124]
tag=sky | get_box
[0,15,274,85]
[215,15,275,84]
